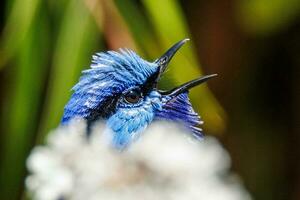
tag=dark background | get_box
[183,1,300,200]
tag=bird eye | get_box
[124,89,142,104]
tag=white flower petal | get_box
[26,120,251,200]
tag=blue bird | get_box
[62,39,217,149]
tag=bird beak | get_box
[160,74,218,97]
[154,39,217,97]
[154,38,190,85]
[155,73,217,138]
[153,39,217,137]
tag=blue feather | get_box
[62,49,158,124]
[62,41,208,149]
[156,92,203,138]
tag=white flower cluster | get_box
[26,121,252,200]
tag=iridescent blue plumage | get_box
[156,92,203,138]
[62,39,216,149]
[62,49,157,124]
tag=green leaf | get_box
[36,0,101,143]
[0,11,49,199]
[0,0,41,69]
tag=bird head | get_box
[62,39,217,149]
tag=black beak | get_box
[154,38,190,85]
[160,74,218,97]
[154,39,217,97]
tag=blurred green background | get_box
[0,0,299,199]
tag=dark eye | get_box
[124,89,142,104]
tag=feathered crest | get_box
[62,49,158,123]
